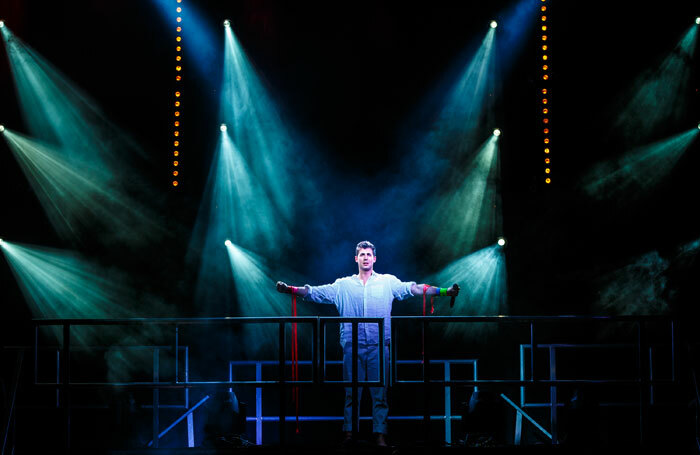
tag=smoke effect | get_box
[593,251,669,315]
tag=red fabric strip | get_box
[292,293,300,433]
[422,285,430,364]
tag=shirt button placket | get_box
[363,283,368,343]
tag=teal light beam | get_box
[2,129,161,246]
[220,26,312,254]
[1,26,162,247]
[191,23,319,310]
[420,135,502,263]
[612,25,697,146]
[422,244,507,342]
[190,131,292,309]
[423,26,497,158]
[0,240,132,343]
[225,241,310,357]
[0,25,144,168]
[582,128,698,201]
[0,240,173,375]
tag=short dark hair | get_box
[355,240,376,256]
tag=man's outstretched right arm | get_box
[276,281,309,298]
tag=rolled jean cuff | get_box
[373,424,387,434]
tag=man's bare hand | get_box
[447,283,460,297]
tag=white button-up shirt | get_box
[305,271,415,346]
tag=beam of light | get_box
[400,0,536,164]
[189,21,319,297]
[420,26,497,159]
[1,25,145,167]
[496,0,541,67]
[189,131,293,312]
[148,0,218,85]
[422,244,507,342]
[0,240,173,378]
[2,129,162,247]
[1,27,163,248]
[581,128,698,201]
[225,241,310,358]
[592,251,669,315]
[611,25,697,146]
[0,240,133,341]
[677,238,700,259]
[419,135,502,265]
[207,131,290,255]
[220,25,312,241]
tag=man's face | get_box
[355,248,376,272]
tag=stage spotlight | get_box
[0,125,5,133]
[223,19,231,28]
[493,128,501,137]
[0,20,4,28]
[697,123,700,129]
[696,17,700,25]
[497,237,506,247]
[0,238,4,246]
[224,239,233,247]
[220,123,227,132]
[490,20,497,29]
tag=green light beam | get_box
[2,129,162,246]
[424,27,497,157]
[225,241,310,357]
[420,135,502,263]
[0,240,173,376]
[422,244,507,342]
[612,25,697,145]
[1,25,144,167]
[582,128,698,201]
[0,240,134,343]
[1,26,163,248]
[220,26,311,252]
[190,132,293,310]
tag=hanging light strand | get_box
[172,0,183,187]
[541,0,551,185]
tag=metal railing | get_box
[6,314,680,450]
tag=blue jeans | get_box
[342,342,390,434]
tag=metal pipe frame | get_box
[23,315,678,448]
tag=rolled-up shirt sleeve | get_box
[305,280,340,305]
[388,275,415,300]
